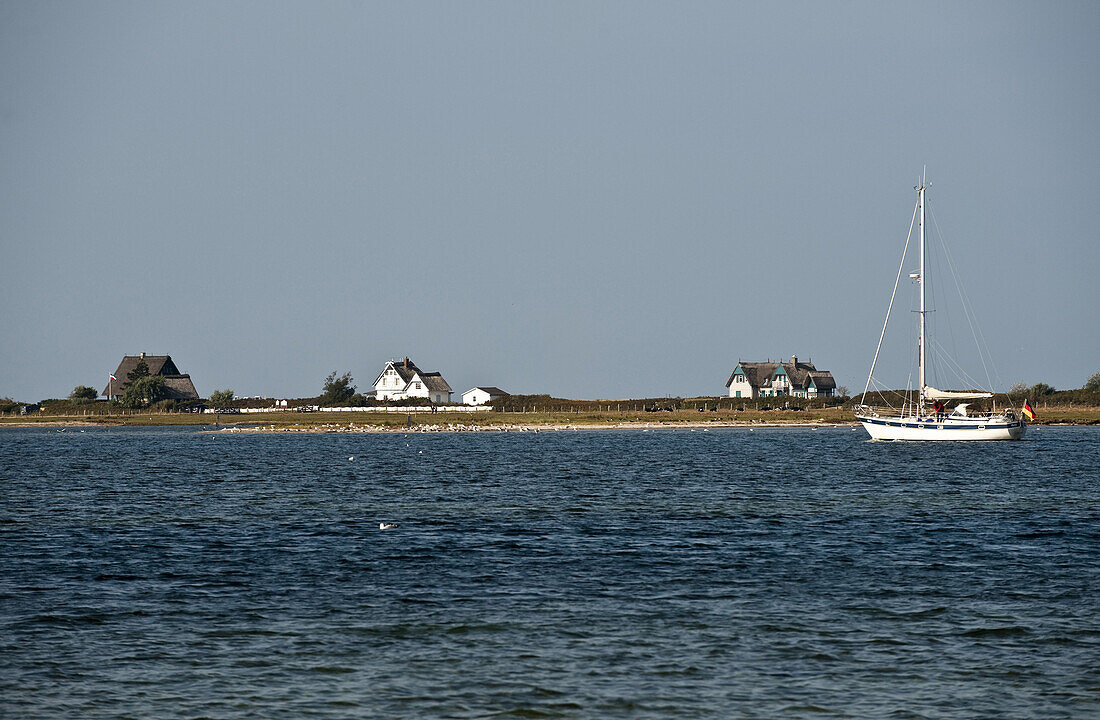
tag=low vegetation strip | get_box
[3,404,1099,429]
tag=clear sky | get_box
[2,1,1097,402]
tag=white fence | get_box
[204,405,491,414]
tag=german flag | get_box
[1023,401,1037,421]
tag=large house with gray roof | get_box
[103,353,199,400]
[374,357,453,404]
[726,356,836,399]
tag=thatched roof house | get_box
[374,357,453,403]
[103,353,199,400]
[726,355,836,399]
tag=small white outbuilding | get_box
[462,386,508,406]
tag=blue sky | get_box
[2,1,1097,401]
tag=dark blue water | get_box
[1,426,1097,718]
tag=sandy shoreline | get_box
[208,420,864,434]
[3,416,1092,431]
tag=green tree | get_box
[127,360,150,382]
[70,385,99,403]
[321,371,355,405]
[1008,382,1029,396]
[208,389,235,407]
[1085,372,1100,392]
[1029,382,1056,397]
[121,375,167,408]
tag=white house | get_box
[726,356,837,399]
[462,386,508,406]
[374,357,453,404]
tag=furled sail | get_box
[923,385,993,400]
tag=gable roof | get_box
[726,362,779,388]
[418,372,452,393]
[163,376,200,400]
[464,386,507,396]
[113,354,179,380]
[805,370,836,391]
[375,357,422,386]
[779,361,818,388]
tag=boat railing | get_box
[855,404,906,418]
[857,404,1010,421]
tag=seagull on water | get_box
[379,522,399,530]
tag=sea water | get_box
[1,426,1097,718]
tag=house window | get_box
[415,382,422,389]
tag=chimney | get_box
[140,352,146,360]
[791,355,797,366]
[403,357,409,368]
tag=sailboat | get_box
[855,175,1027,441]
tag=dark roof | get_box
[114,354,179,379]
[419,372,452,393]
[468,386,507,396]
[726,362,779,388]
[163,376,200,400]
[103,354,196,397]
[805,371,836,390]
[375,357,423,386]
[394,362,421,384]
[780,361,819,389]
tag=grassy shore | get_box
[3,405,1098,430]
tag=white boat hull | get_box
[857,413,1026,441]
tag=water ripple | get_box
[1,426,1097,718]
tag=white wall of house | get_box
[402,376,451,403]
[404,373,430,399]
[374,366,406,400]
[463,388,495,405]
[728,373,757,399]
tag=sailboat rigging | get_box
[855,174,1027,441]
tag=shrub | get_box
[69,385,99,403]
[1030,382,1056,397]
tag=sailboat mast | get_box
[918,178,926,409]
